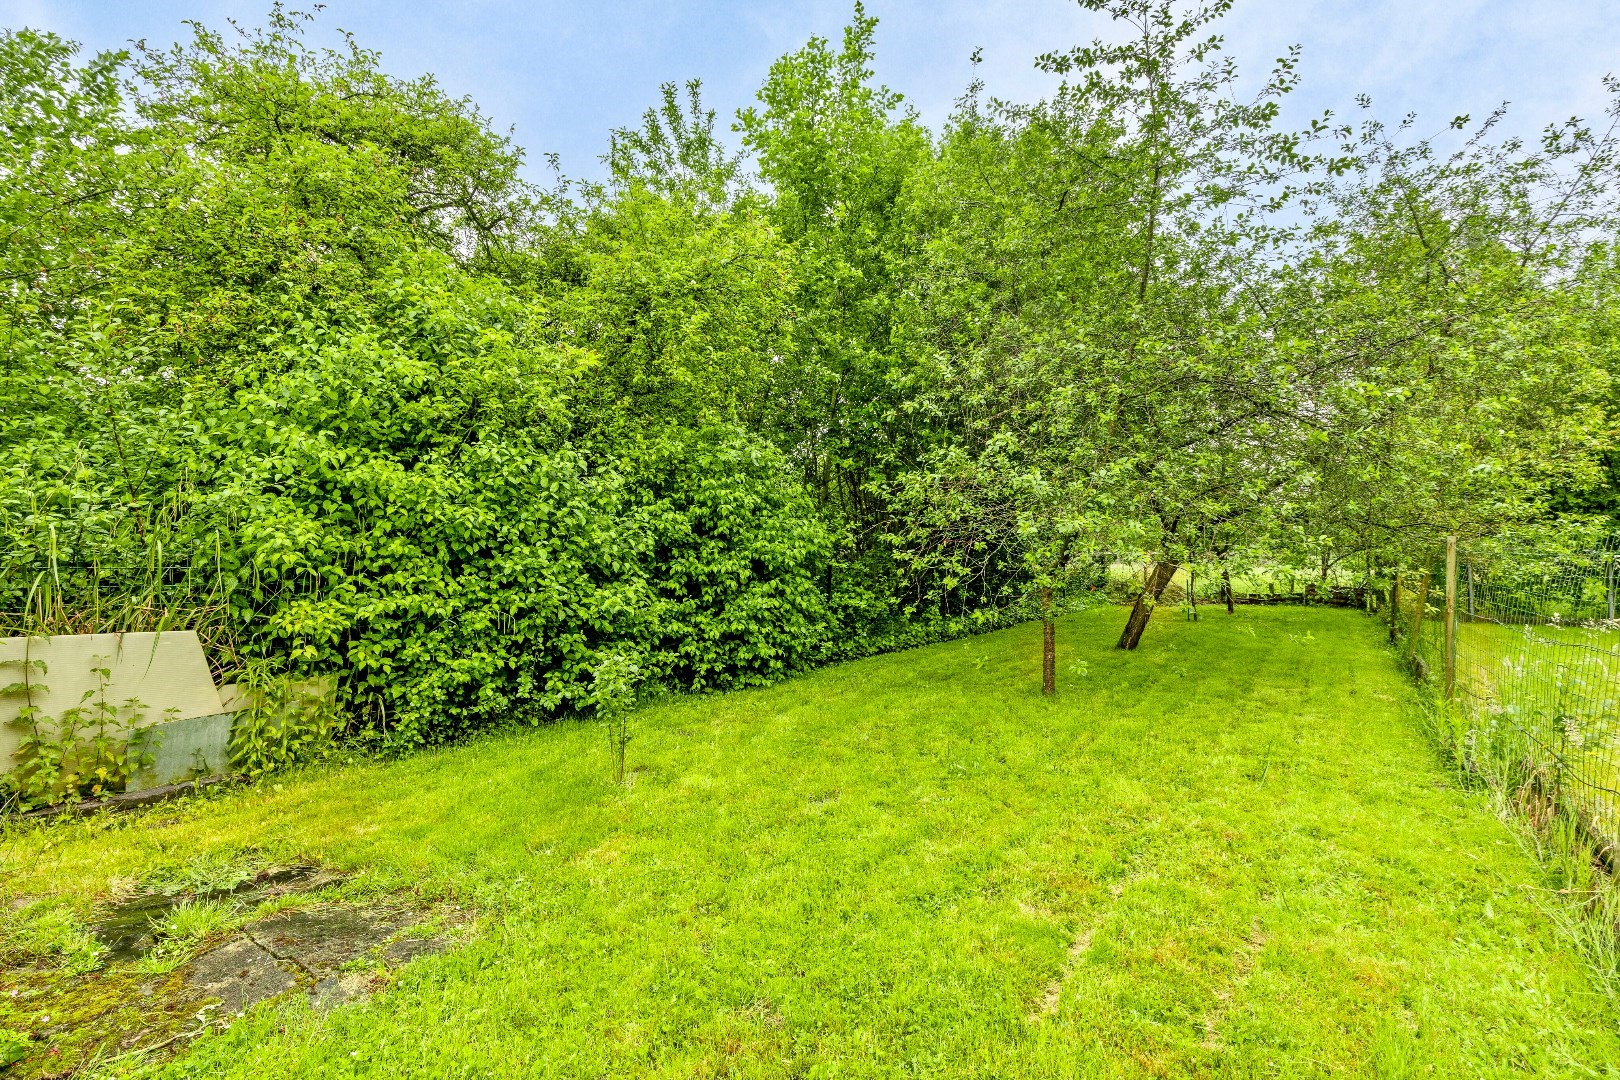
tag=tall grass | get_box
[1420,692,1620,997]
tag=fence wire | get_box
[1395,540,1620,858]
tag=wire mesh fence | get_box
[1396,538,1620,863]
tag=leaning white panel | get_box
[0,631,226,773]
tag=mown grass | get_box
[4,606,1618,1077]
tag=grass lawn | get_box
[4,605,1618,1077]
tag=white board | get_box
[0,631,226,773]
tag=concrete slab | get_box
[129,711,235,789]
[310,972,375,1012]
[248,907,417,972]
[184,938,298,1016]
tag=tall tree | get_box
[893,0,1339,660]
[736,6,941,623]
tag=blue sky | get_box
[5,0,1616,182]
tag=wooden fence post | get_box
[1444,536,1457,701]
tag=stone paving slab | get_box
[185,938,299,1016]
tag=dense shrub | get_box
[630,426,833,691]
[0,23,847,747]
[165,260,832,744]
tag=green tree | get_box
[893,0,1340,666]
[736,6,941,630]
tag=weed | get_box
[1,659,159,811]
[144,851,257,897]
[0,903,104,974]
[158,898,237,946]
[0,1029,29,1068]
[129,898,241,974]
[227,669,338,777]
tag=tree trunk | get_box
[1388,573,1400,644]
[1409,572,1430,662]
[1222,568,1234,614]
[1041,587,1056,695]
[1117,561,1180,650]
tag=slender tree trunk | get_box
[1117,561,1180,650]
[1222,568,1234,614]
[1409,572,1431,661]
[1041,587,1056,695]
[1389,572,1401,644]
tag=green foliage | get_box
[0,1029,27,1068]
[226,672,339,776]
[736,6,941,606]
[0,29,137,319]
[590,650,640,784]
[0,13,857,749]
[604,79,746,209]
[629,427,832,690]
[553,189,792,438]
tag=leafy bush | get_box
[227,673,340,776]
[150,258,836,746]
[177,255,640,745]
[630,426,833,690]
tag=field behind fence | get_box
[1397,539,1620,865]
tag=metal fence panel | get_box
[1398,541,1620,858]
